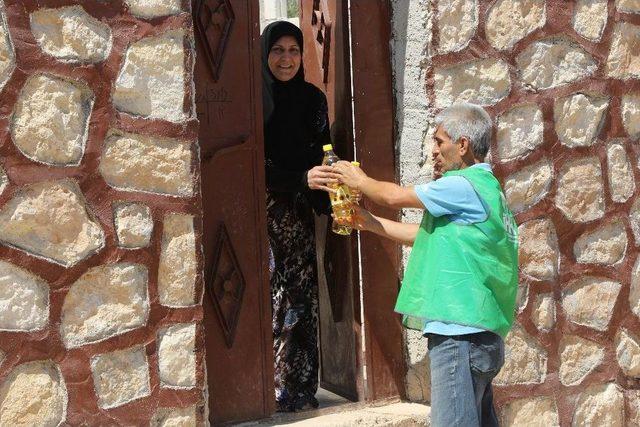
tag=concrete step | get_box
[236,402,430,426]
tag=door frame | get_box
[197,0,404,422]
[350,0,406,401]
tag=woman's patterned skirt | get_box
[266,191,319,412]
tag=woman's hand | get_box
[332,161,367,189]
[307,165,341,192]
[333,205,379,232]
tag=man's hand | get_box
[333,205,379,232]
[307,165,341,192]
[332,160,367,190]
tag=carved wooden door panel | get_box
[193,0,274,424]
[300,0,363,401]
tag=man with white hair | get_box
[332,103,518,427]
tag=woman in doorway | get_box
[261,21,337,411]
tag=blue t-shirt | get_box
[413,163,491,336]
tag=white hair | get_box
[435,103,492,159]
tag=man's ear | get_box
[458,137,470,156]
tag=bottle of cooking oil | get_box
[322,144,352,235]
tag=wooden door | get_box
[301,0,406,402]
[193,0,275,424]
[350,0,406,400]
[300,0,363,401]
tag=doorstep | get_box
[235,401,430,426]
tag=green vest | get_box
[395,166,519,338]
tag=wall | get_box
[0,0,204,425]
[392,0,640,424]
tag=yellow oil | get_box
[322,144,353,235]
[329,183,352,235]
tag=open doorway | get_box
[196,0,405,424]
[258,0,361,413]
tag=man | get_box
[332,103,518,427]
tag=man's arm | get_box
[333,161,424,209]
[359,178,423,210]
[366,214,420,246]
[340,205,420,246]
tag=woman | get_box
[261,21,337,411]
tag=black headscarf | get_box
[260,21,331,215]
[262,21,305,123]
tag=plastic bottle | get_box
[322,144,352,235]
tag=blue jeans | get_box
[426,332,504,427]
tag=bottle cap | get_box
[322,144,333,152]
[351,161,360,167]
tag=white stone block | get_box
[555,157,605,223]
[573,220,627,265]
[152,406,197,427]
[114,203,153,248]
[630,198,640,246]
[622,92,640,139]
[495,325,547,385]
[531,293,555,332]
[629,257,640,319]
[617,0,640,12]
[616,328,640,377]
[554,92,608,148]
[0,361,67,426]
[562,276,621,331]
[504,158,552,214]
[114,30,186,122]
[0,2,15,92]
[100,131,193,197]
[158,213,197,307]
[486,0,546,50]
[11,74,93,166]
[572,383,624,426]
[0,260,48,331]
[606,22,640,79]
[517,37,596,90]
[0,179,105,267]
[436,0,477,53]
[607,140,635,202]
[628,391,640,426]
[0,164,7,196]
[60,263,149,348]
[158,323,196,388]
[125,0,182,19]
[518,218,558,280]
[500,396,559,427]
[559,335,604,386]
[573,0,608,41]
[30,5,112,63]
[434,58,511,108]
[496,103,544,161]
[91,346,151,409]
[516,282,528,314]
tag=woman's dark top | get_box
[261,21,331,215]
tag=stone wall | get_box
[0,1,204,425]
[392,0,640,424]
